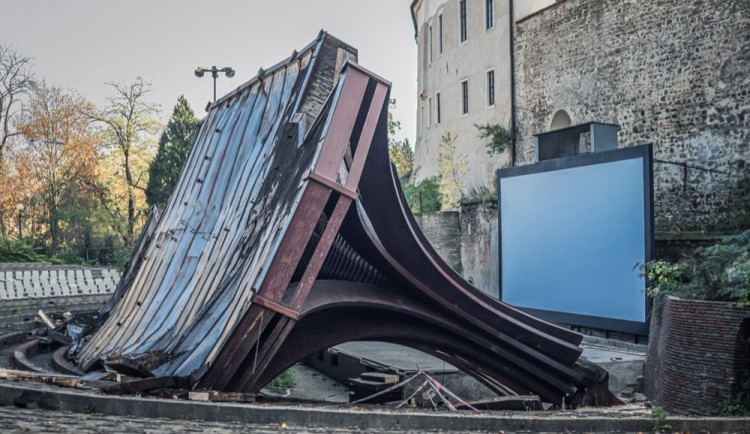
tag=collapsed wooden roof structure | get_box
[76,32,614,407]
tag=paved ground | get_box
[280,364,350,403]
[3,379,746,433]
[0,404,670,434]
[330,339,645,396]
[0,405,466,433]
[335,342,459,373]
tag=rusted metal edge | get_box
[340,59,392,87]
[103,357,155,378]
[251,294,300,320]
[306,171,358,200]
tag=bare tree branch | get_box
[0,44,35,164]
[91,77,160,245]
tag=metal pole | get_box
[509,0,517,167]
[17,211,21,239]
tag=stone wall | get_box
[459,201,498,297]
[645,296,750,414]
[413,211,463,274]
[413,204,499,298]
[514,0,749,230]
[417,202,718,303]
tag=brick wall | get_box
[645,296,750,414]
[514,0,749,230]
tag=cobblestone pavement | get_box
[0,405,502,434]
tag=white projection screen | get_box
[498,145,653,334]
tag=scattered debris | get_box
[36,310,55,330]
[189,391,255,403]
[348,370,479,413]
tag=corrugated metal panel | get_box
[78,33,357,377]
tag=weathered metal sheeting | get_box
[78,32,614,407]
[77,32,358,377]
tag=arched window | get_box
[550,110,572,130]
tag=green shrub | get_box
[475,123,512,156]
[638,229,750,304]
[266,369,296,390]
[650,406,672,431]
[403,176,443,214]
[0,238,47,263]
[52,247,89,266]
[717,370,750,416]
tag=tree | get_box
[0,144,36,240]
[0,44,34,165]
[0,45,34,237]
[146,96,197,207]
[437,133,468,210]
[402,176,442,214]
[19,83,100,254]
[92,77,159,245]
[387,99,414,177]
[389,138,414,178]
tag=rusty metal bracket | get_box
[306,170,358,200]
[251,294,300,320]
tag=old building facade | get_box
[410,0,555,191]
[413,0,749,229]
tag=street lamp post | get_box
[194,66,235,103]
[15,203,24,240]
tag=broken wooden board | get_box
[189,391,255,403]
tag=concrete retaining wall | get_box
[0,380,747,432]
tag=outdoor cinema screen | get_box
[498,145,653,334]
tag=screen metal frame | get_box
[497,144,654,335]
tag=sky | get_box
[0,0,418,142]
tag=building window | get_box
[459,0,467,43]
[428,97,433,126]
[486,0,494,30]
[438,13,443,54]
[436,92,441,124]
[428,24,433,63]
[486,70,495,107]
[422,26,428,71]
[461,80,469,115]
